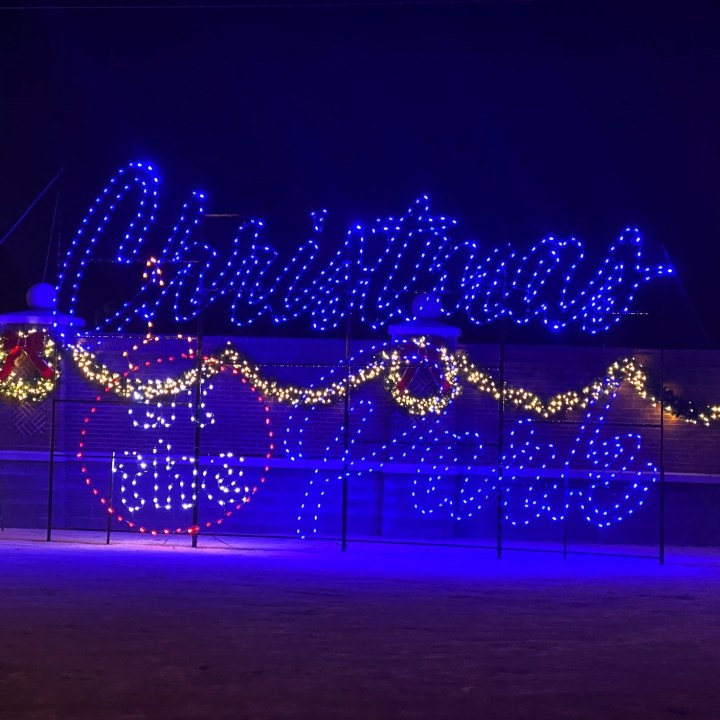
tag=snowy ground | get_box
[1,529,719,720]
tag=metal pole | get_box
[46,338,59,542]
[659,345,666,565]
[47,193,63,543]
[496,287,506,560]
[106,451,115,545]
[563,402,570,561]
[562,484,569,561]
[341,328,350,552]
[657,286,667,566]
[340,245,352,552]
[191,274,203,549]
[0,450,4,530]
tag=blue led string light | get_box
[98,191,206,330]
[500,386,658,528]
[289,398,492,538]
[457,232,671,333]
[56,162,160,325]
[287,381,657,536]
[374,421,488,520]
[285,367,491,536]
[57,162,671,335]
[500,419,562,526]
[566,387,657,527]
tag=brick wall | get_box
[1,335,720,547]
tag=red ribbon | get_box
[395,340,451,394]
[0,330,54,381]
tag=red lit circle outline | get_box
[77,354,273,536]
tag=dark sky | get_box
[1,0,719,345]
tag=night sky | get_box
[1,1,719,345]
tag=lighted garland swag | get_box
[0,332,717,426]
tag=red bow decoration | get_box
[395,340,451,394]
[0,330,55,381]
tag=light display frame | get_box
[0,159,708,557]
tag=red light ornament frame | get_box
[77,353,273,536]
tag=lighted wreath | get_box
[385,337,462,415]
[0,329,58,403]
